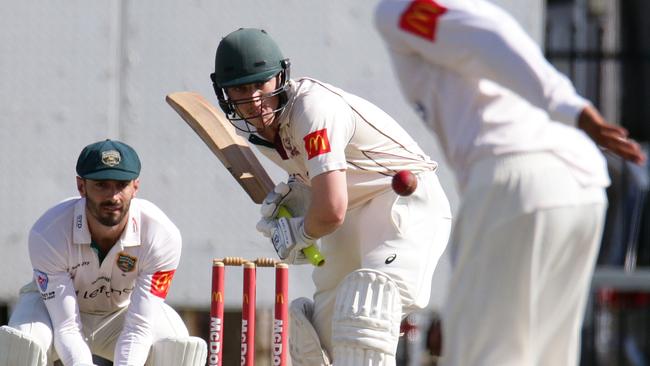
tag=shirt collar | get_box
[276,79,297,129]
[72,198,142,247]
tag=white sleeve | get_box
[28,231,94,365]
[375,0,589,125]
[113,227,182,365]
[293,93,354,178]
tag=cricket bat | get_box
[166,91,325,267]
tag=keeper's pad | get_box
[146,336,207,366]
[0,325,47,366]
[332,269,402,365]
[289,297,331,366]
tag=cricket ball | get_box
[392,170,417,196]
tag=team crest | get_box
[303,129,331,160]
[101,150,121,167]
[399,0,448,42]
[116,252,137,272]
[35,270,49,292]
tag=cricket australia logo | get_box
[101,150,121,167]
[35,270,49,292]
[116,252,137,272]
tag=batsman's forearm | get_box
[306,169,348,238]
[303,209,345,239]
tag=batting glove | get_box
[258,216,318,265]
[260,178,311,219]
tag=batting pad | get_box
[0,325,47,366]
[146,336,207,366]
[332,269,402,365]
[289,297,331,366]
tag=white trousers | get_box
[311,171,452,355]
[441,153,607,366]
[8,282,189,364]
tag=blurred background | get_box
[0,0,648,365]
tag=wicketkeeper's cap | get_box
[76,139,141,181]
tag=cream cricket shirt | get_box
[28,197,181,364]
[375,0,609,192]
[253,77,438,209]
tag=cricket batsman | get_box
[210,28,452,365]
[0,139,206,366]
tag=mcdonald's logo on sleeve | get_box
[399,0,447,42]
[150,269,176,299]
[303,129,331,160]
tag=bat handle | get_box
[277,206,326,267]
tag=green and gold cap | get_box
[76,139,141,181]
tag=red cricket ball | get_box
[392,170,417,196]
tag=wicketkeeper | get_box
[0,140,206,366]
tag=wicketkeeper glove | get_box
[256,216,319,265]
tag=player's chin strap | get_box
[0,326,47,366]
[289,297,332,365]
[145,336,207,366]
[331,269,403,366]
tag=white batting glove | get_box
[259,216,318,265]
[256,217,275,238]
[260,179,311,219]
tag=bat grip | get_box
[277,206,325,267]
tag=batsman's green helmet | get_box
[210,28,291,129]
[211,28,288,88]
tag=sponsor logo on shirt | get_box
[91,276,111,285]
[69,261,91,271]
[76,214,83,229]
[399,0,447,42]
[35,270,48,291]
[150,269,176,299]
[303,129,331,160]
[79,285,133,299]
[116,252,138,273]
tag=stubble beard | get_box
[87,197,131,227]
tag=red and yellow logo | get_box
[399,0,447,42]
[212,291,223,303]
[303,129,331,160]
[150,269,176,299]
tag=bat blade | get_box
[166,91,325,267]
[166,91,274,204]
